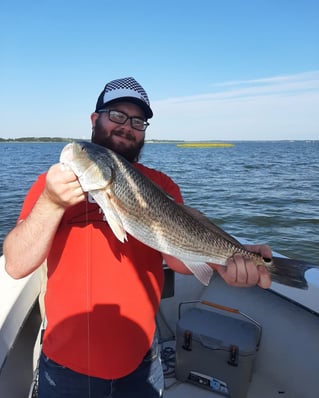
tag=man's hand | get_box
[210,244,272,289]
[43,163,86,209]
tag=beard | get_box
[91,118,144,162]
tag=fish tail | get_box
[268,256,319,290]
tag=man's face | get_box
[91,102,146,162]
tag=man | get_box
[4,77,271,397]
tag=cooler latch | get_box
[228,344,239,366]
[183,330,192,351]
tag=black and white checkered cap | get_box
[95,77,153,119]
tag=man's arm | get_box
[4,164,85,279]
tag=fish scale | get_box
[60,141,319,289]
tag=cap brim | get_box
[99,97,153,119]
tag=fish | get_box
[60,141,318,289]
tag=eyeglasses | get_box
[98,109,149,131]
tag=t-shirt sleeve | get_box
[18,173,47,222]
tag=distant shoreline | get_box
[0,137,317,144]
[0,137,183,143]
[0,138,231,144]
[176,142,234,147]
[0,137,74,143]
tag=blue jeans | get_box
[38,336,164,398]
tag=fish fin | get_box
[183,262,214,286]
[269,256,319,290]
[89,190,127,243]
[78,164,109,191]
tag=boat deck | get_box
[158,273,319,398]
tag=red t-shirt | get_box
[19,163,183,379]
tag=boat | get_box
[1,252,318,397]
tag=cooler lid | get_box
[177,308,260,355]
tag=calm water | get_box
[0,141,318,263]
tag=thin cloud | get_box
[155,71,319,104]
[210,71,319,88]
[150,71,319,141]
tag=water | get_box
[0,141,318,264]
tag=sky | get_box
[1,0,318,141]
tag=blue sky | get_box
[1,0,318,141]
